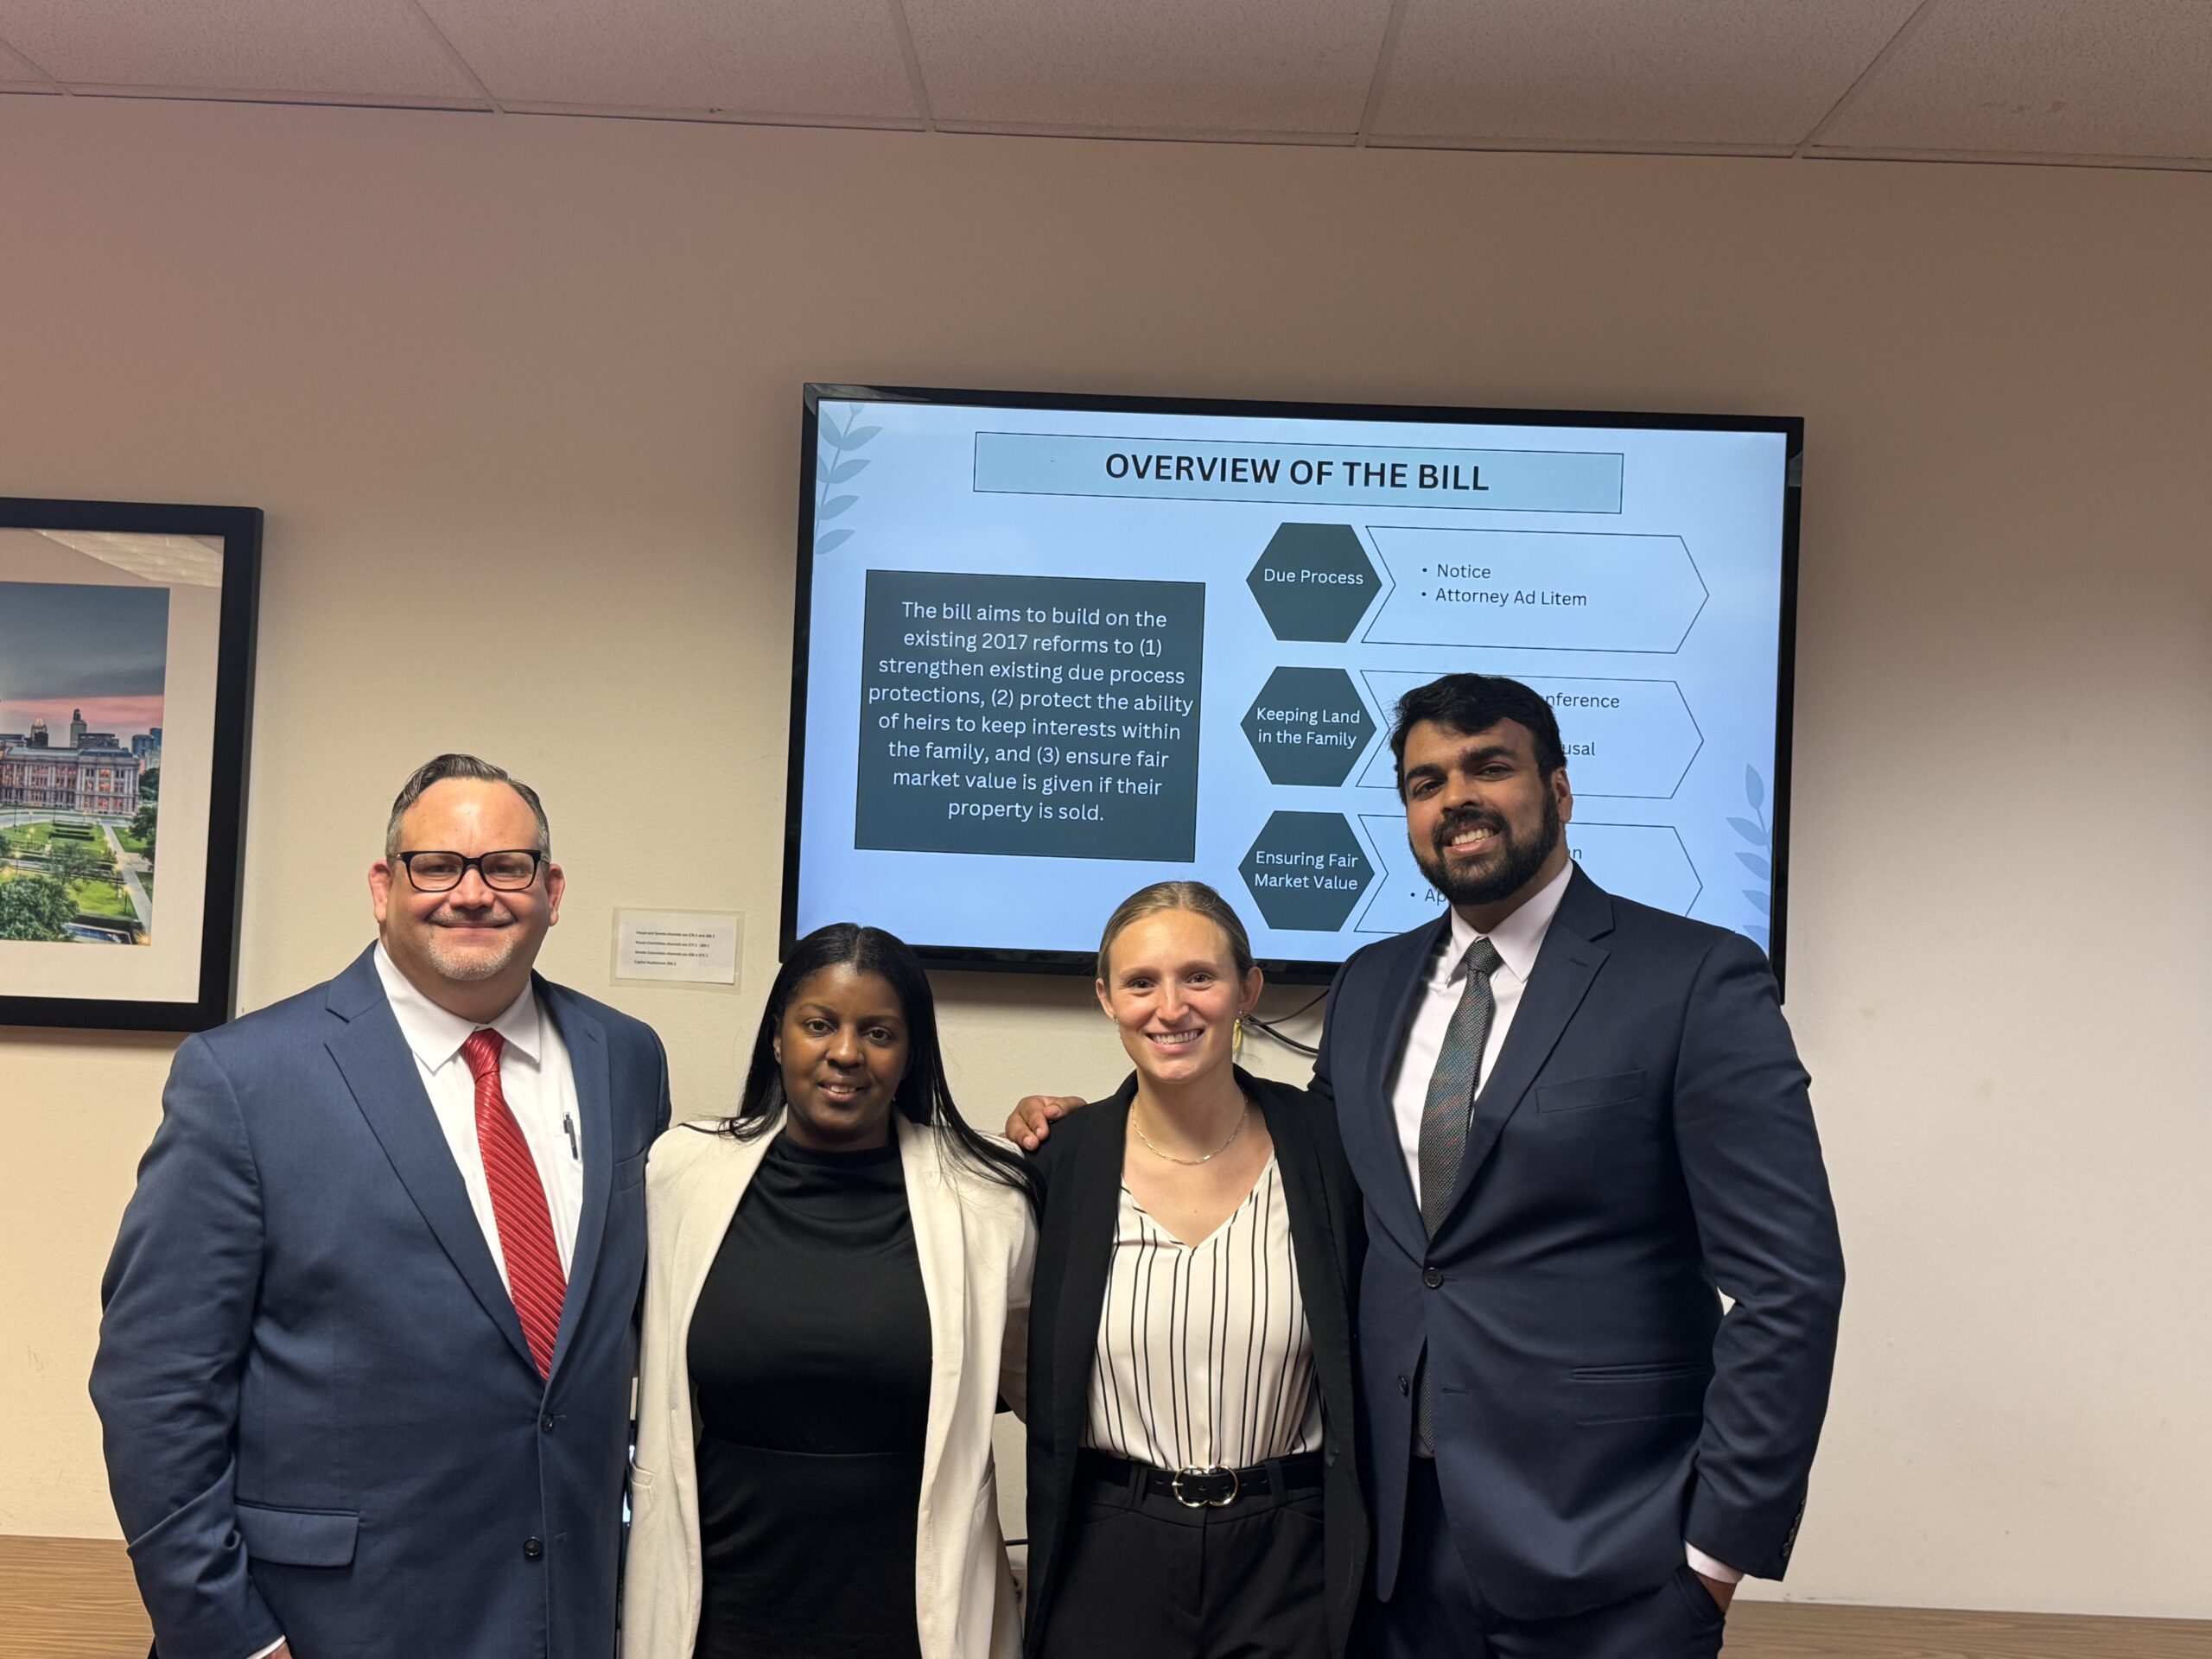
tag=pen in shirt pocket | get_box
[563,1113,580,1160]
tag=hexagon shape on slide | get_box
[1240,811,1374,932]
[1248,524,1381,642]
[1242,667,1375,786]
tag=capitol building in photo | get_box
[0,709,146,819]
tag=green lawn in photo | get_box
[2,821,63,855]
[117,829,150,855]
[3,817,110,846]
[139,868,156,899]
[69,878,136,919]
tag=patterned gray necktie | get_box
[1414,934,1504,1453]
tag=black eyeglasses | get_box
[396,849,545,893]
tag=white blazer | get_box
[622,1111,1035,1659]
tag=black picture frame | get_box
[0,496,261,1031]
[784,385,1802,995]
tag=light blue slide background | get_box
[796,398,1789,966]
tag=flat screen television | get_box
[784,385,1800,987]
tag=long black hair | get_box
[714,923,1038,1211]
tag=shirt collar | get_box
[1442,857,1575,985]
[372,942,541,1071]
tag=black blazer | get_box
[1022,1068,1368,1659]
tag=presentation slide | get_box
[789,391,1795,976]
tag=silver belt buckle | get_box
[1170,1465,1239,1508]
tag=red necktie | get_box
[462,1029,567,1377]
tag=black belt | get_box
[1077,1449,1324,1510]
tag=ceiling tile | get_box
[1816,0,2212,160]
[418,0,918,120]
[0,31,48,76]
[1371,0,1921,148]
[904,0,1394,136]
[0,0,482,101]
[0,34,56,89]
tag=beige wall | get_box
[2,95,2208,1617]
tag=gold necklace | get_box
[1131,1099,1249,1166]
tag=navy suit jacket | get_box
[1314,868,1843,1619]
[91,947,671,1659]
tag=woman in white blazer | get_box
[624,924,1037,1659]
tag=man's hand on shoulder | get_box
[1006,1095,1086,1150]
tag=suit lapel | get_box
[1436,868,1614,1236]
[1052,1084,1133,1479]
[1251,1075,1353,1425]
[899,1115,968,1539]
[323,949,537,1376]
[540,981,610,1384]
[1353,916,1450,1262]
[669,1124,772,1369]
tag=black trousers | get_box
[1366,1459,1727,1659]
[1039,1458,1330,1659]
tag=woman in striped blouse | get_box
[1021,881,1367,1659]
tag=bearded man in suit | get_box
[1013,674,1843,1658]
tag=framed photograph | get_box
[1,497,260,1031]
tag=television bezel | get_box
[785,383,1802,994]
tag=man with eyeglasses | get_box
[92,753,670,1659]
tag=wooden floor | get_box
[3,1535,2205,1658]
[0,1539,149,1659]
[1723,1600,2212,1657]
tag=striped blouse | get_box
[1084,1154,1324,1471]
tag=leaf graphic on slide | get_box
[813,407,874,550]
[1742,925,1770,955]
[1730,771,1776,940]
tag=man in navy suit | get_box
[92,755,671,1659]
[1014,674,1842,1657]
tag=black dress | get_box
[688,1135,932,1659]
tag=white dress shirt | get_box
[1382,863,1742,1586]
[1386,860,1573,1204]
[372,944,585,1281]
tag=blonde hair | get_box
[1096,880,1257,983]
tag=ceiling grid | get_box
[1353,0,1412,149]
[884,0,940,134]
[0,0,2204,172]
[399,0,507,115]
[1794,0,1941,159]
